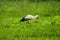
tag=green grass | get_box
[0,1,60,40]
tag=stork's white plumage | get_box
[20,15,39,22]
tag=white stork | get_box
[20,15,39,22]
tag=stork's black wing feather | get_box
[20,17,25,22]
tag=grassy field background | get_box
[0,0,60,40]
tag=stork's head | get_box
[35,15,39,19]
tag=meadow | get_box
[0,0,60,40]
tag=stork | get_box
[20,15,39,22]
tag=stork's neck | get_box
[34,15,38,19]
[34,16,37,18]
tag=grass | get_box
[0,1,60,40]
